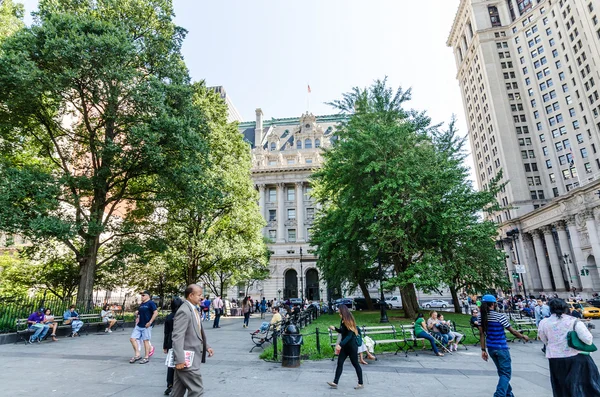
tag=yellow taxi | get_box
[567,301,600,319]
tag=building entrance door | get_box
[305,268,319,301]
[284,269,298,299]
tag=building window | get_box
[304,186,312,200]
[304,139,312,149]
[268,188,276,202]
[549,173,556,183]
[268,230,276,240]
[315,139,321,148]
[269,209,277,221]
[306,208,315,219]
[287,209,296,220]
[287,187,295,201]
[489,6,501,27]
[305,158,313,164]
[297,140,302,149]
[287,159,295,165]
[287,229,296,242]
[271,142,276,151]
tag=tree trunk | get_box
[400,283,419,319]
[449,285,461,314]
[358,280,374,310]
[76,243,98,309]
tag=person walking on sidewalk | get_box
[241,297,251,328]
[171,284,214,397]
[163,297,184,396]
[212,295,223,328]
[538,298,600,396]
[129,290,158,364]
[260,297,267,319]
[478,294,529,397]
[327,304,363,390]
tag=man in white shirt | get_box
[212,295,224,329]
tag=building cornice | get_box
[239,114,347,129]
[447,0,470,47]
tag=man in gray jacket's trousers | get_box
[171,284,214,397]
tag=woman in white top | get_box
[101,304,117,333]
[538,298,600,396]
[43,308,58,342]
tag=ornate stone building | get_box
[231,109,345,302]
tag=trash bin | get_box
[281,324,303,368]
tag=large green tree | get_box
[0,0,206,303]
[161,83,267,286]
[313,79,505,318]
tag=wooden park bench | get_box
[15,317,68,344]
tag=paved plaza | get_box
[1,314,596,396]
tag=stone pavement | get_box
[1,314,596,396]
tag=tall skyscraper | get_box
[448,0,600,295]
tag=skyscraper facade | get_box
[448,0,600,295]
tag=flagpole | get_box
[307,83,311,112]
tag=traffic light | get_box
[512,272,519,279]
[581,269,590,276]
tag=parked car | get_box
[333,298,354,311]
[568,301,600,319]
[587,298,600,308]
[289,298,303,306]
[422,299,450,309]
[353,297,385,311]
[385,296,402,309]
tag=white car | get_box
[385,296,402,309]
[423,299,449,309]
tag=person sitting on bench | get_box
[27,308,49,343]
[43,308,59,341]
[63,305,84,336]
[101,304,117,333]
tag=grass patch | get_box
[258,310,477,361]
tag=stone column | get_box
[542,226,566,291]
[517,233,536,292]
[522,233,543,290]
[257,184,266,220]
[532,230,554,291]
[276,183,286,243]
[510,0,520,19]
[295,182,305,243]
[566,216,593,291]
[585,210,600,280]
[555,221,581,290]
[503,241,517,293]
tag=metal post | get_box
[316,327,321,354]
[300,247,304,302]
[509,229,528,299]
[273,330,278,361]
[378,254,389,323]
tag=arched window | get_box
[304,139,312,149]
[297,139,302,149]
[270,142,276,151]
[315,139,321,148]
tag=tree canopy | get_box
[0,0,206,303]
[311,79,508,317]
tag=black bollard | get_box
[273,330,278,361]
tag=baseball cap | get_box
[140,290,151,296]
[482,294,497,303]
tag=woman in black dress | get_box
[327,304,363,390]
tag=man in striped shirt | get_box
[478,294,529,397]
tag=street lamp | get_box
[377,254,389,323]
[300,247,304,302]
[506,228,528,299]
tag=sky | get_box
[17,0,474,179]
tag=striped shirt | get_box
[478,311,510,350]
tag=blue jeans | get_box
[432,332,450,345]
[71,320,84,334]
[417,331,439,354]
[488,348,514,397]
[29,323,49,341]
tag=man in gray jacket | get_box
[171,284,214,397]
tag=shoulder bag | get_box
[567,319,597,353]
